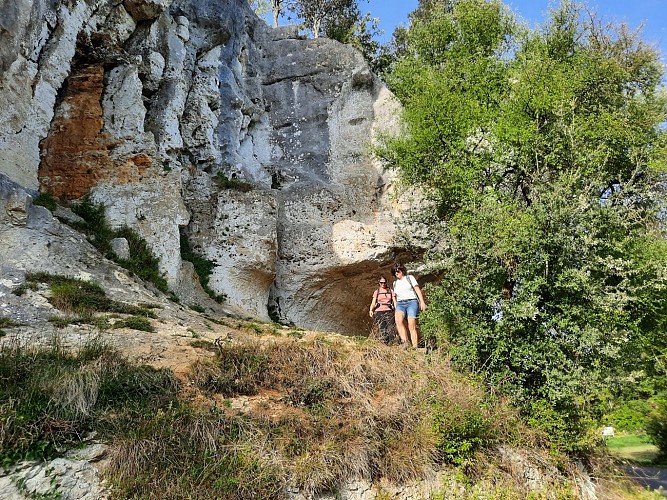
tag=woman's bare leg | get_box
[395,311,408,344]
[407,317,419,348]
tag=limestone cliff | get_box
[0,0,414,335]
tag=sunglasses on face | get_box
[379,281,387,285]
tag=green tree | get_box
[378,0,667,450]
[291,0,364,38]
[287,0,384,72]
[248,0,271,18]
[324,10,384,72]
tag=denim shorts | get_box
[396,299,419,318]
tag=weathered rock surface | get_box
[0,0,414,337]
[0,445,110,500]
[0,175,208,330]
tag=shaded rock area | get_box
[0,0,418,336]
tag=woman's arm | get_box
[369,292,377,318]
[414,285,426,312]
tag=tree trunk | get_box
[271,0,280,27]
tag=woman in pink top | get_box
[368,276,397,344]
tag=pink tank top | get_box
[373,289,394,312]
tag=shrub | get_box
[22,273,153,317]
[605,400,652,432]
[0,318,20,328]
[48,315,89,328]
[32,193,59,212]
[646,400,667,458]
[113,226,169,293]
[430,396,494,465]
[189,303,205,313]
[526,399,598,453]
[113,316,155,332]
[213,172,253,192]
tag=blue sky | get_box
[365,0,667,62]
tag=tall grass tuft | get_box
[0,340,179,465]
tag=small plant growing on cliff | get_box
[113,316,155,332]
[213,172,253,192]
[32,192,59,212]
[180,234,227,303]
[69,196,170,294]
[21,273,156,318]
[0,318,21,328]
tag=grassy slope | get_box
[0,309,658,499]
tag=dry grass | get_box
[3,334,619,498]
[182,338,529,495]
[106,408,287,499]
[0,340,179,464]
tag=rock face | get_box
[0,445,110,500]
[0,0,413,335]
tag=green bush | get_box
[213,172,253,192]
[646,400,667,458]
[22,273,154,317]
[180,234,226,303]
[526,399,598,453]
[114,226,169,293]
[189,303,206,313]
[0,318,20,328]
[430,396,493,465]
[32,192,58,212]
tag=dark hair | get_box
[390,262,407,276]
[378,276,388,285]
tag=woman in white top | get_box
[391,262,426,348]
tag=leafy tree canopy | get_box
[378,0,667,451]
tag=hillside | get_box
[0,267,655,499]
